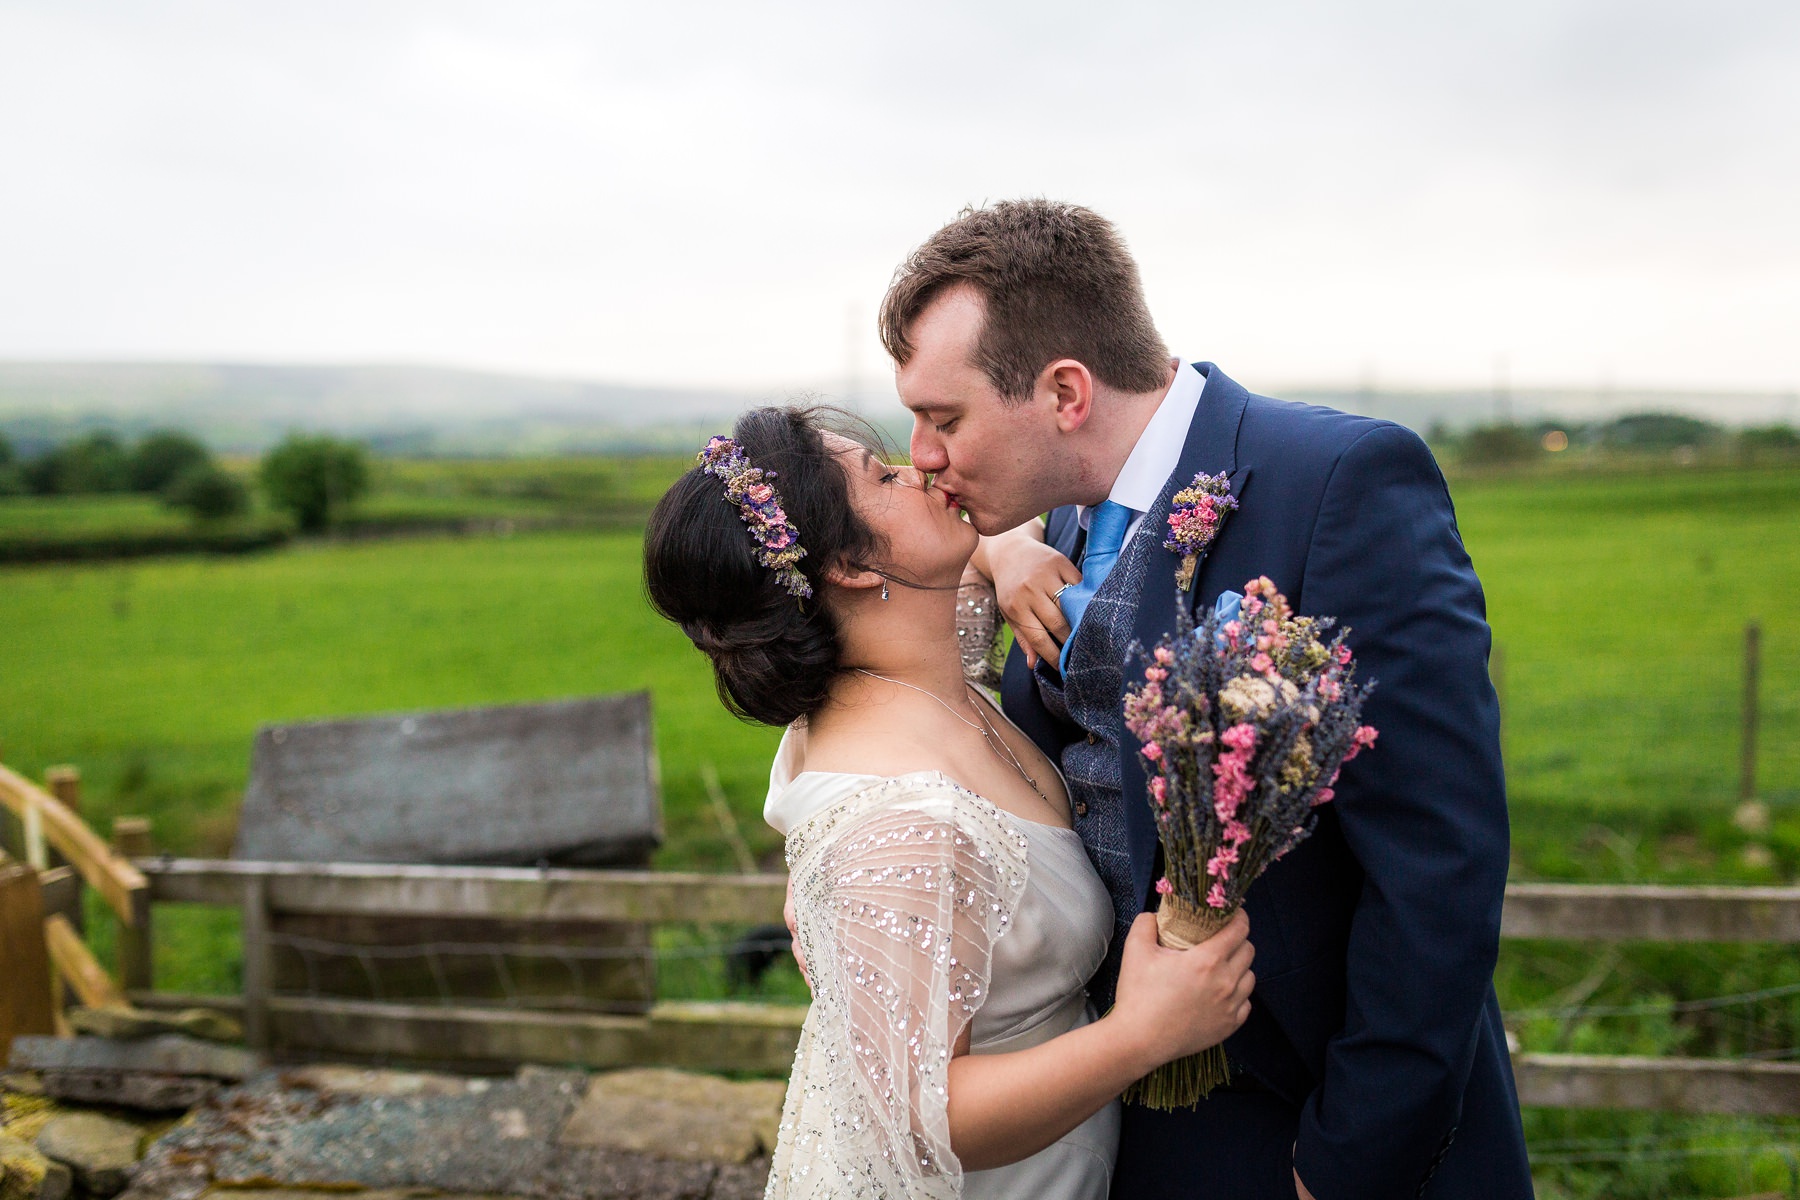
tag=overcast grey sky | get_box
[2,0,1796,396]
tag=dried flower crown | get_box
[698,435,812,599]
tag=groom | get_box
[883,201,1533,1199]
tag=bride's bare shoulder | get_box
[797,722,947,781]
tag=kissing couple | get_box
[646,201,1533,1199]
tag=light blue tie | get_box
[1058,500,1133,673]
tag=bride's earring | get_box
[881,579,890,601]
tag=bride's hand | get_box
[1108,909,1254,1073]
[979,526,1081,670]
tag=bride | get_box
[645,406,1255,1199]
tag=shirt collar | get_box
[1079,358,1206,526]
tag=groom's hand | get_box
[979,524,1080,669]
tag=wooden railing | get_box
[0,764,149,1052]
[0,764,148,921]
[3,757,1797,1117]
[122,857,1800,1115]
[1503,883,1800,1115]
[136,859,796,1066]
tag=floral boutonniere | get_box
[1164,471,1239,591]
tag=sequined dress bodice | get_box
[762,724,1120,1199]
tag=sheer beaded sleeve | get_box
[766,776,1030,1200]
[956,579,1005,689]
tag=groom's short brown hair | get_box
[879,199,1170,403]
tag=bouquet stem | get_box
[1122,895,1237,1110]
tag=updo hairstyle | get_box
[644,406,886,727]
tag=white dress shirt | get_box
[1077,358,1206,547]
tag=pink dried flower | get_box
[1117,573,1374,992]
[1345,725,1379,761]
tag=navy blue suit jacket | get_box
[1001,365,1532,1198]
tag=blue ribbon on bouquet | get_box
[1210,589,1243,647]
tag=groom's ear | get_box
[1041,359,1095,433]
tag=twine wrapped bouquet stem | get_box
[1121,895,1241,1106]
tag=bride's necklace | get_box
[853,668,1052,808]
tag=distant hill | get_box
[1285,384,1798,437]
[0,361,1791,457]
[0,362,776,455]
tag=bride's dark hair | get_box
[644,405,888,727]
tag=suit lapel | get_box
[1118,362,1251,905]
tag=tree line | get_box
[0,430,370,532]
[1428,413,1799,467]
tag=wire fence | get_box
[255,921,808,1012]
[1495,621,1796,816]
[251,923,1800,1066]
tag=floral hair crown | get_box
[697,435,812,599]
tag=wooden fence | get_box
[0,763,148,1056]
[4,759,1800,1116]
[134,858,802,1072]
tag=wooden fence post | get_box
[43,767,82,936]
[1740,621,1762,801]
[114,817,154,992]
[0,859,55,1058]
[241,875,271,1054]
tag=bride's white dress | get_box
[762,724,1120,1200]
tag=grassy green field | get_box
[1464,467,1799,871]
[2,461,1798,1197]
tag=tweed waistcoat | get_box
[1045,486,1180,1007]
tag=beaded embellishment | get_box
[766,775,1030,1198]
[698,435,812,599]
